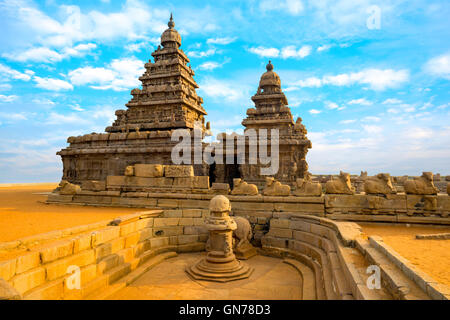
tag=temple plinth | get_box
[186,195,253,282]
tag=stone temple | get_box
[57,15,311,189]
[58,14,210,184]
[3,14,444,301]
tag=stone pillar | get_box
[186,195,253,282]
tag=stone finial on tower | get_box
[168,13,175,29]
[266,60,274,71]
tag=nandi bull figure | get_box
[232,216,257,260]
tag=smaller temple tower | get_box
[215,61,311,188]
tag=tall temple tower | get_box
[57,15,209,184]
[105,14,207,133]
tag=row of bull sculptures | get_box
[56,171,449,197]
[232,171,447,197]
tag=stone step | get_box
[357,239,430,300]
[86,251,178,300]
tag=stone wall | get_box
[0,209,207,300]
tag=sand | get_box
[360,223,450,288]
[0,183,144,243]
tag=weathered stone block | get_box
[91,227,120,247]
[179,218,194,226]
[149,237,169,248]
[39,240,74,264]
[106,176,126,188]
[211,183,230,194]
[24,278,64,300]
[119,221,137,237]
[16,252,40,274]
[0,259,16,281]
[94,238,124,261]
[135,217,154,230]
[81,180,106,191]
[163,210,183,218]
[164,165,194,177]
[138,228,153,242]
[178,235,198,245]
[11,267,46,295]
[267,228,293,238]
[184,226,208,235]
[270,219,290,229]
[124,232,140,248]
[154,217,180,227]
[46,250,95,281]
[72,234,93,253]
[182,209,203,218]
[134,164,164,177]
[152,226,183,237]
[96,255,119,275]
[289,220,311,233]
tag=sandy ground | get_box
[0,183,144,242]
[360,223,450,288]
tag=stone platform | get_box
[109,253,305,300]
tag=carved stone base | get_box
[186,252,253,282]
[234,242,258,260]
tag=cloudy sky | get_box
[0,0,449,182]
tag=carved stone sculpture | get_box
[325,171,355,194]
[58,180,81,195]
[364,173,397,195]
[231,178,259,196]
[232,216,257,259]
[124,166,134,176]
[186,195,253,282]
[294,173,322,197]
[404,172,439,195]
[263,177,291,196]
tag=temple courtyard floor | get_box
[109,252,304,300]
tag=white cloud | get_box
[362,116,381,122]
[309,109,321,114]
[325,102,345,110]
[198,78,250,102]
[340,119,356,124]
[362,125,383,134]
[198,62,221,71]
[0,95,19,102]
[249,45,311,59]
[0,64,32,81]
[281,45,312,59]
[0,112,28,121]
[260,0,304,15]
[382,98,402,104]
[248,47,279,58]
[292,68,409,91]
[68,57,145,91]
[3,43,97,63]
[317,44,333,52]
[423,53,450,79]
[206,37,237,45]
[348,98,372,106]
[188,48,216,58]
[33,76,74,91]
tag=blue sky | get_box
[0,0,449,183]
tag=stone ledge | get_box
[368,236,449,300]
